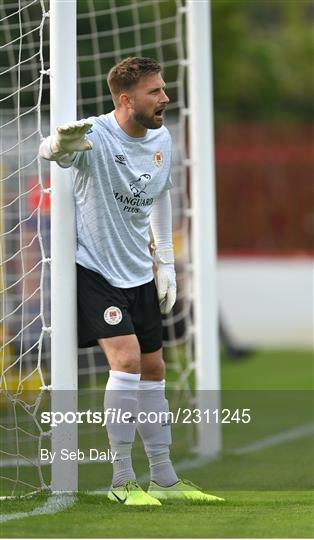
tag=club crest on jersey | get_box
[153,151,163,167]
[104,306,122,325]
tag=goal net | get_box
[0,0,200,496]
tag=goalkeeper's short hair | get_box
[107,57,162,103]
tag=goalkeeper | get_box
[40,57,223,506]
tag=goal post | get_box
[50,0,78,492]
[187,0,221,456]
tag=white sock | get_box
[137,379,178,487]
[104,370,140,487]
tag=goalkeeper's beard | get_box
[133,110,163,130]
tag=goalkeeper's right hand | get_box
[39,119,93,162]
[51,120,93,154]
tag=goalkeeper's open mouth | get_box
[154,107,166,122]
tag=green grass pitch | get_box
[1,349,313,538]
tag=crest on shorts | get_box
[104,306,122,325]
[153,151,163,167]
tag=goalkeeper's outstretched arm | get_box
[39,119,93,164]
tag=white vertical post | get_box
[50,0,78,491]
[187,0,221,456]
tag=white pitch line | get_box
[0,493,76,523]
[232,422,314,455]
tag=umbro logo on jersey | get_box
[115,154,126,165]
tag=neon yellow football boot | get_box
[148,479,225,503]
[108,480,162,506]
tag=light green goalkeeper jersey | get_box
[65,111,172,288]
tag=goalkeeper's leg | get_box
[138,351,225,503]
[100,336,140,488]
[100,337,162,505]
[137,350,179,487]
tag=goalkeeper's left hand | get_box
[153,247,177,314]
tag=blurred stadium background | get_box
[213,1,313,350]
